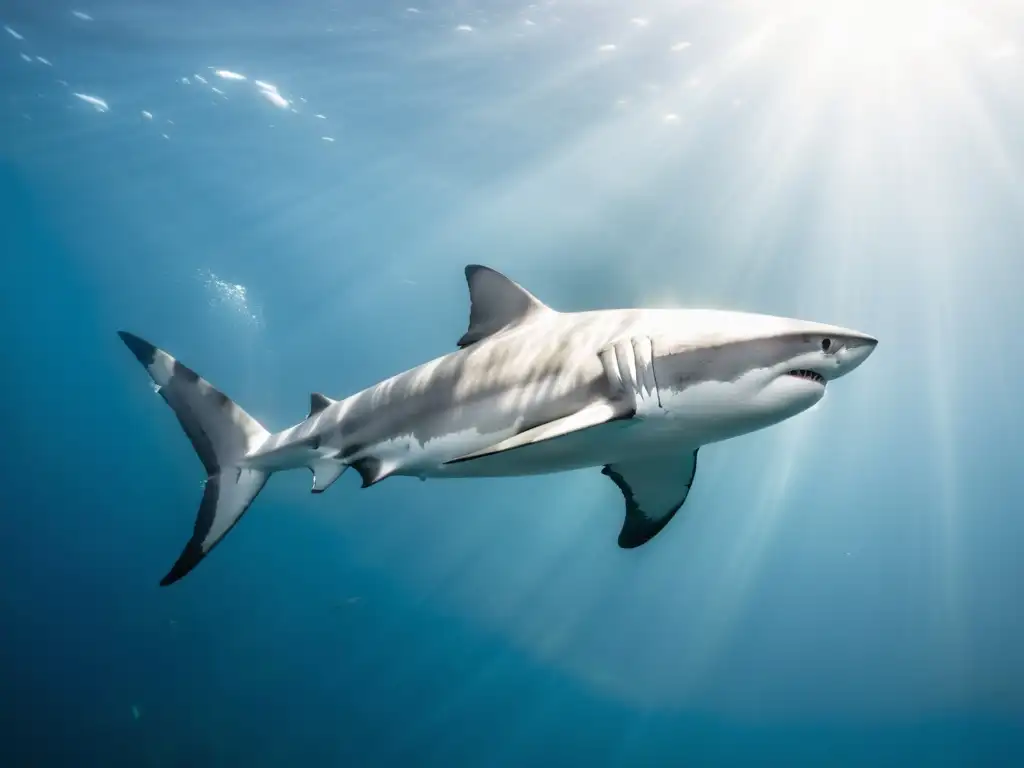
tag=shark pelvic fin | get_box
[350,455,401,488]
[457,264,552,348]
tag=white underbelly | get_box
[417,418,692,478]
[658,377,787,446]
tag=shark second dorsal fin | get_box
[308,392,336,418]
[457,265,551,348]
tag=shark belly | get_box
[322,348,613,482]
[420,419,633,478]
[366,388,623,480]
[656,371,820,446]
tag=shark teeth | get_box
[787,369,826,385]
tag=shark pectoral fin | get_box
[603,448,699,548]
[456,265,553,348]
[445,400,634,465]
[309,460,347,493]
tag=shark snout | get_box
[834,334,877,378]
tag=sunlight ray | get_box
[677,410,824,690]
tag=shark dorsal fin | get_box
[457,265,551,348]
[308,392,335,418]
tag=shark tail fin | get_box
[118,331,272,586]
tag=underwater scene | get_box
[1,1,1022,765]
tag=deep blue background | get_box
[2,1,1023,765]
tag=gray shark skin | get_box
[119,264,877,585]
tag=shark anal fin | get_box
[457,265,552,348]
[445,400,633,465]
[308,392,336,418]
[309,459,346,493]
[603,448,699,548]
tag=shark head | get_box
[645,310,878,441]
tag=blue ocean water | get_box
[2,1,1023,765]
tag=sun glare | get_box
[730,0,999,100]
[803,0,977,66]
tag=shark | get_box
[119,264,877,586]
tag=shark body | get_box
[119,265,877,585]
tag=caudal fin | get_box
[118,331,271,586]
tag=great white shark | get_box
[119,264,877,586]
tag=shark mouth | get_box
[786,369,826,385]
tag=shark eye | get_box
[821,338,832,352]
